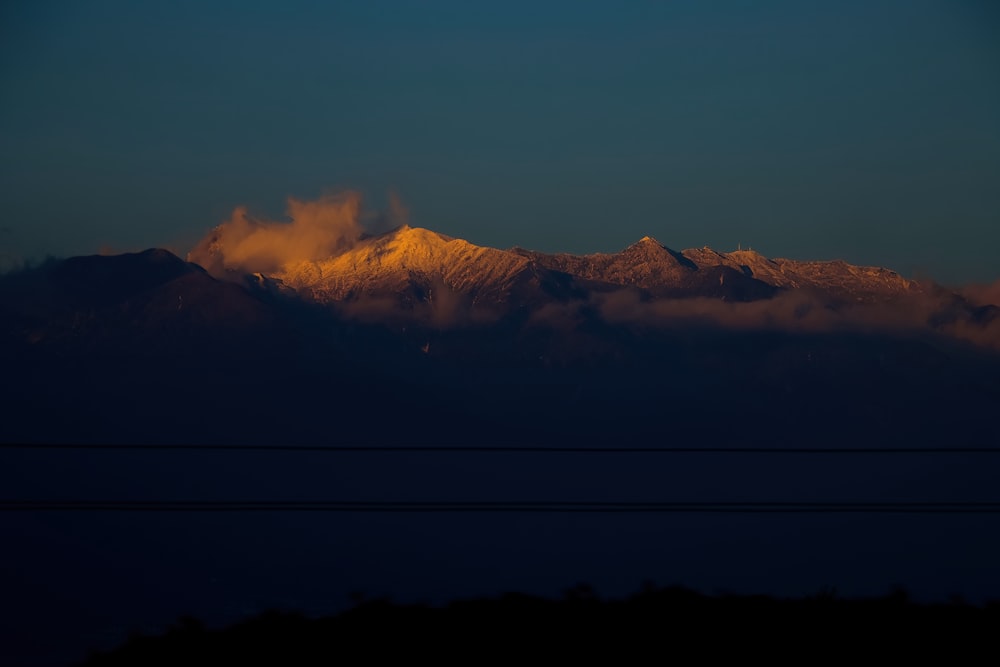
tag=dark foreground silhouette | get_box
[81,585,1000,664]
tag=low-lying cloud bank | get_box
[328,283,999,351]
[527,287,1000,350]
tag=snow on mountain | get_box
[190,220,926,308]
[682,247,922,302]
[510,237,775,301]
[273,225,535,305]
[510,236,692,287]
[515,236,920,303]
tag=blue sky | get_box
[1,0,998,283]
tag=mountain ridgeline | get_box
[192,224,925,310]
[2,227,998,446]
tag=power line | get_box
[3,501,1000,513]
[2,444,999,454]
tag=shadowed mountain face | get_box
[0,249,278,350]
[1,252,416,445]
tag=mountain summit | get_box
[274,225,534,305]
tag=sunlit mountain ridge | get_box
[192,223,929,309]
[275,225,538,306]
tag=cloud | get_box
[0,253,22,275]
[359,190,412,237]
[188,191,365,276]
[525,287,1000,351]
[959,280,1000,309]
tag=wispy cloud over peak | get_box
[188,191,366,276]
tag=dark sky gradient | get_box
[2,0,998,283]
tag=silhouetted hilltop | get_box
[81,586,1000,665]
[0,249,280,353]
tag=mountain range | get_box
[2,225,998,446]
[189,223,926,310]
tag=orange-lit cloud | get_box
[188,191,365,276]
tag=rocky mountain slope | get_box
[274,225,548,307]
[682,246,922,302]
